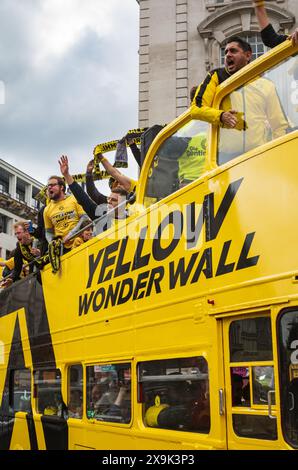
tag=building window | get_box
[206,0,227,6]
[32,187,41,210]
[16,178,26,203]
[0,214,9,234]
[0,168,10,194]
[220,33,266,66]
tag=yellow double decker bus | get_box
[1,40,298,451]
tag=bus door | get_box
[222,312,281,450]
[277,308,298,449]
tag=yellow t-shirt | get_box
[43,195,86,248]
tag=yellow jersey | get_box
[43,195,86,249]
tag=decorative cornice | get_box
[198,1,295,38]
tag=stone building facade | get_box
[0,158,43,258]
[136,0,297,127]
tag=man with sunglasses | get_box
[43,175,88,252]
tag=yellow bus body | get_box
[1,40,298,450]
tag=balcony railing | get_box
[0,184,10,196]
[0,191,38,221]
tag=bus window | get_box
[278,309,298,448]
[138,356,210,434]
[67,364,83,419]
[34,369,63,416]
[229,317,273,362]
[231,366,275,407]
[144,120,209,207]
[10,369,31,412]
[231,367,250,406]
[217,53,298,166]
[86,363,131,424]
[228,317,277,440]
[252,366,275,405]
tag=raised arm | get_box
[59,155,74,186]
[127,139,141,167]
[96,154,133,193]
[253,0,269,30]
[59,155,98,220]
[85,159,108,205]
[253,1,297,46]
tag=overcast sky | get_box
[0,0,139,186]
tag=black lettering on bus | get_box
[79,290,95,316]
[86,248,104,289]
[191,247,213,283]
[215,240,235,276]
[186,202,203,250]
[133,270,150,300]
[104,281,121,308]
[114,236,131,277]
[92,287,106,312]
[236,232,260,270]
[117,278,134,305]
[205,178,243,242]
[186,179,243,249]
[169,252,199,289]
[98,241,120,284]
[132,226,151,270]
[153,211,183,261]
[145,266,165,297]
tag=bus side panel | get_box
[0,275,68,450]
